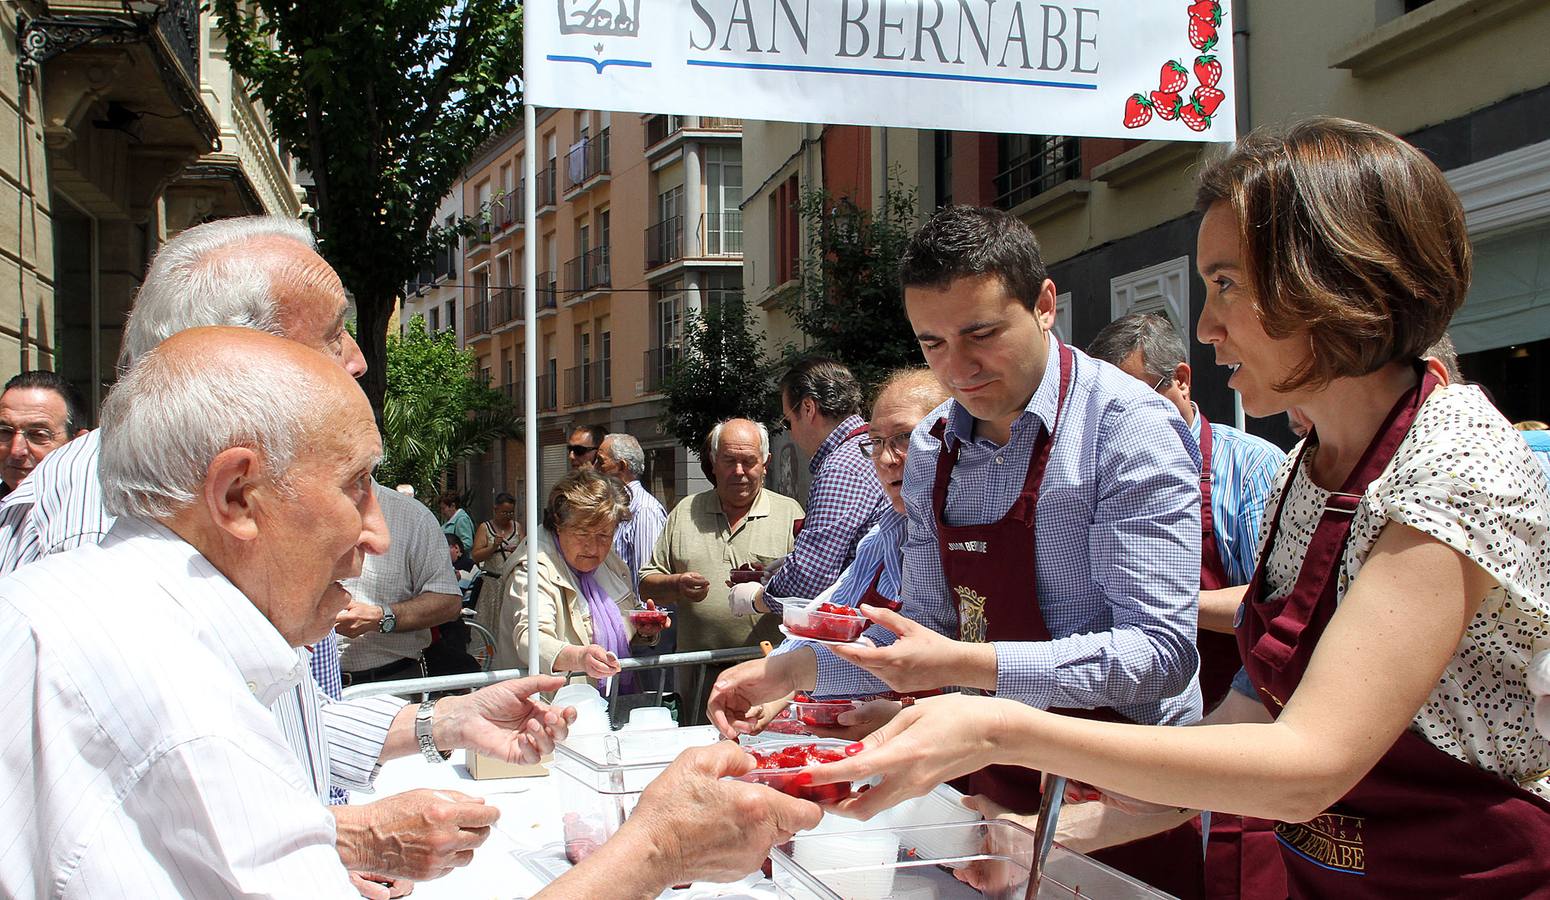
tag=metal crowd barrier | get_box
[340,646,765,723]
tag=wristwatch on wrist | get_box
[377,605,397,633]
[415,699,452,762]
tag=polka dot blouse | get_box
[1257,385,1550,801]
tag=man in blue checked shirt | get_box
[1089,313,1285,710]
[711,207,1206,897]
[729,359,886,615]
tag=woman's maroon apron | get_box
[1195,415,1287,900]
[1236,369,1550,898]
[932,342,1203,899]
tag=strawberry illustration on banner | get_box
[1123,93,1153,129]
[1159,60,1189,94]
[1195,55,1223,88]
[1119,1,1228,133]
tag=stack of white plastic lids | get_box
[554,682,610,734]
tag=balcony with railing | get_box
[565,360,612,406]
[644,346,681,393]
[470,299,490,337]
[493,188,521,231]
[644,114,685,150]
[490,286,517,328]
[536,373,558,412]
[645,215,684,270]
[537,164,558,209]
[645,115,742,157]
[704,210,744,256]
[563,246,611,296]
[500,382,523,416]
[562,130,611,194]
[538,272,559,311]
[468,219,494,251]
[156,0,201,88]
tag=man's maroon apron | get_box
[1193,415,1287,900]
[1236,369,1550,898]
[932,342,1203,899]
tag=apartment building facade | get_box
[745,0,1550,443]
[459,111,743,516]
[3,1,303,419]
[401,184,464,342]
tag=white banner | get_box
[526,1,1235,141]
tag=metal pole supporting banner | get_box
[523,102,540,678]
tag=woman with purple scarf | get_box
[492,469,669,690]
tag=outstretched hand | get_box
[824,605,997,694]
[437,674,575,764]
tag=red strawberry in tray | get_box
[1194,54,1222,88]
[1179,99,1212,132]
[1123,93,1153,129]
[1189,16,1219,52]
[1193,85,1226,117]
[1158,60,1188,95]
[1150,90,1182,120]
[1187,0,1221,23]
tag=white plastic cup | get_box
[626,706,674,730]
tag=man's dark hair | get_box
[899,206,1049,312]
[570,423,606,446]
[3,371,87,433]
[779,357,862,421]
[1087,313,1187,385]
[493,491,517,506]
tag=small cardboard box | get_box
[466,751,552,780]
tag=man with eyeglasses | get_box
[1088,313,1284,709]
[0,372,89,496]
[728,359,885,618]
[567,424,606,470]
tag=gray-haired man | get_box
[597,433,666,589]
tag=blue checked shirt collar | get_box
[809,414,868,475]
[943,332,1063,451]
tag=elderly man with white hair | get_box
[638,419,802,718]
[0,329,571,897]
[596,432,666,589]
[0,216,561,896]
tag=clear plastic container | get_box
[783,604,869,642]
[737,738,855,804]
[789,697,859,728]
[771,819,1177,899]
[551,725,723,848]
[554,724,722,794]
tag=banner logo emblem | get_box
[559,1,641,38]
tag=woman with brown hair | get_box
[807,118,1550,897]
[491,469,668,688]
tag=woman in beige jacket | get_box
[491,469,668,687]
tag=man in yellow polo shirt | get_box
[640,418,802,713]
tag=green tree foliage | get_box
[659,297,781,451]
[781,180,922,394]
[213,1,522,408]
[378,316,519,501]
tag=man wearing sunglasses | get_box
[0,372,89,496]
[567,424,606,471]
